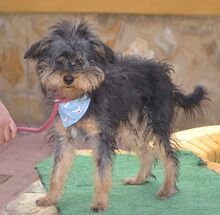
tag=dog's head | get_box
[25,20,115,99]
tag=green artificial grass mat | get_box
[36,151,220,215]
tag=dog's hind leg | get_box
[146,99,178,199]
[122,144,154,185]
[156,142,178,199]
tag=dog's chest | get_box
[67,116,100,145]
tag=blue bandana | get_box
[58,95,91,128]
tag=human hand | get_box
[0,100,17,144]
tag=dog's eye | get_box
[75,59,83,67]
[56,56,66,64]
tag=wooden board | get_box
[175,125,220,174]
[0,0,220,15]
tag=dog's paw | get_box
[90,201,108,212]
[156,187,177,200]
[122,177,146,185]
[36,195,55,207]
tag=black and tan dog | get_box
[25,20,208,212]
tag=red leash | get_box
[17,98,70,133]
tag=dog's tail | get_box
[173,85,209,115]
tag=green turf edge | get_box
[36,151,220,215]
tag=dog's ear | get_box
[92,41,115,64]
[24,38,51,60]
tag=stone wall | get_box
[0,14,219,130]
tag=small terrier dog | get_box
[25,20,207,212]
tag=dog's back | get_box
[90,56,207,132]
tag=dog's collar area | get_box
[17,96,90,133]
[54,97,71,103]
[54,98,61,102]
[58,95,91,128]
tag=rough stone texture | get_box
[0,14,219,130]
[205,39,220,69]
[1,181,58,215]
[125,37,155,57]
[155,27,177,57]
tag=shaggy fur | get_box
[24,20,208,212]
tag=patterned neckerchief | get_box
[58,95,91,128]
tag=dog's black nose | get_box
[63,75,74,85]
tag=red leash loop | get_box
[17,98,70,133]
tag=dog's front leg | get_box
[36,142,75,206]
[90,137,113,212]
[36,123,76,207]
